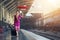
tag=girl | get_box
[14,10,23,36]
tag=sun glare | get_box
[27,0,60,16]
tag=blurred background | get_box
[0,0,60,40]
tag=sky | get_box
[27,0,60,16]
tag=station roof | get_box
[0,0,34,14]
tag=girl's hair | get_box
[16,10,19,13]
[14,15,18,21]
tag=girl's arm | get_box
[21,13,24,18]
